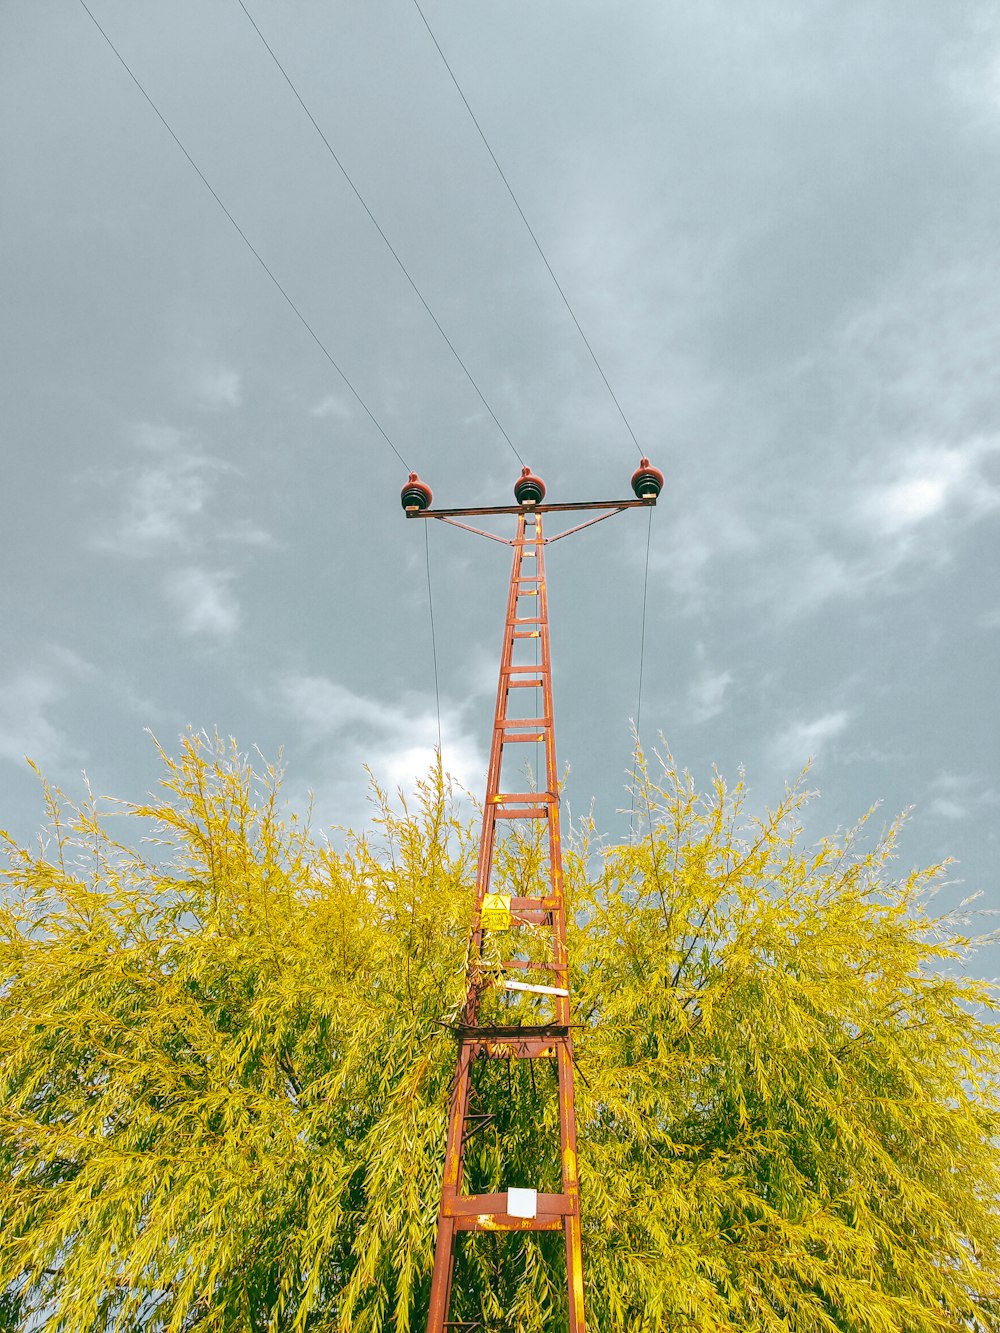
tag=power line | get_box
[424,522,443,756]
[629,505,653,845]
[235,0,525,469]
[410,0,644,459]
[77,0,409,471]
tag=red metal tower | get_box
[403,462,662,1332]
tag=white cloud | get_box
[688,666,734,723]
[744,432,1000,621]
[930,797,969,821]
[0,672,70,767]
[770,709,850,771]
[736,234,1000,617]
[833,228,1000,440]
[100,456,212,555]
[218,519,278,549]
[280,674,389,734]
[783,550,854,612]
[648,504,757,601]
[926,772,1000,823]
[197,367,242,410]
[379,737,481,796]
[464,644,507,699]
[0,648,94,770]
[275,671,485,828]
[94,425,270,561]
[164,567,240,637]
[132,422,186,453]
[859,437,1000,538]
[311,394,352,420]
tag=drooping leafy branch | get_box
[1,733,997,1332]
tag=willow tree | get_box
[1,732,997,1332]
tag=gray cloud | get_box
[1,0,996,971]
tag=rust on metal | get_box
[424,503,589,1333]
[420,476,659,1333]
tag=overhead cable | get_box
[77,0,408,470]
[424,522,443,756]
[629,505,653,845]
[235,0,525,468]
[411,0,644,459]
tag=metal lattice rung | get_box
[492,792,557,803]
[462,1112,496,1144]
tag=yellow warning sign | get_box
[481,893,512,931]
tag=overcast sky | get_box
[2,1,998,967]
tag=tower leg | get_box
[427,1045,473,1333]
[426,1217,457,1332]
[565,1214,586,1332]
[557,1040,586,1332]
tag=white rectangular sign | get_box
[503,979,570,997]
[507,1187,538,1219]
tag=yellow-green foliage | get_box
[1,734,997,1332]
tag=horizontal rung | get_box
[500,718,547,728]
[512,631,541,639]
[501,733,544,743]
[445,1191,575,1217]
[507,665,545,674]
[477,895,557,927]
[494,807,549,819]
[491,895,556,926]
[507,678,544,688]
[491,792,557,803]
[465,1034,560,1059]
[458,1022,568,1039]
[454,1218,561,1233]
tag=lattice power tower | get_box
[403,461,662,1333]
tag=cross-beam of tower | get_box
[402,458,664,1333]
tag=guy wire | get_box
[77,0,409,471]
[235,0,525,468]
[411,0,644,459]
